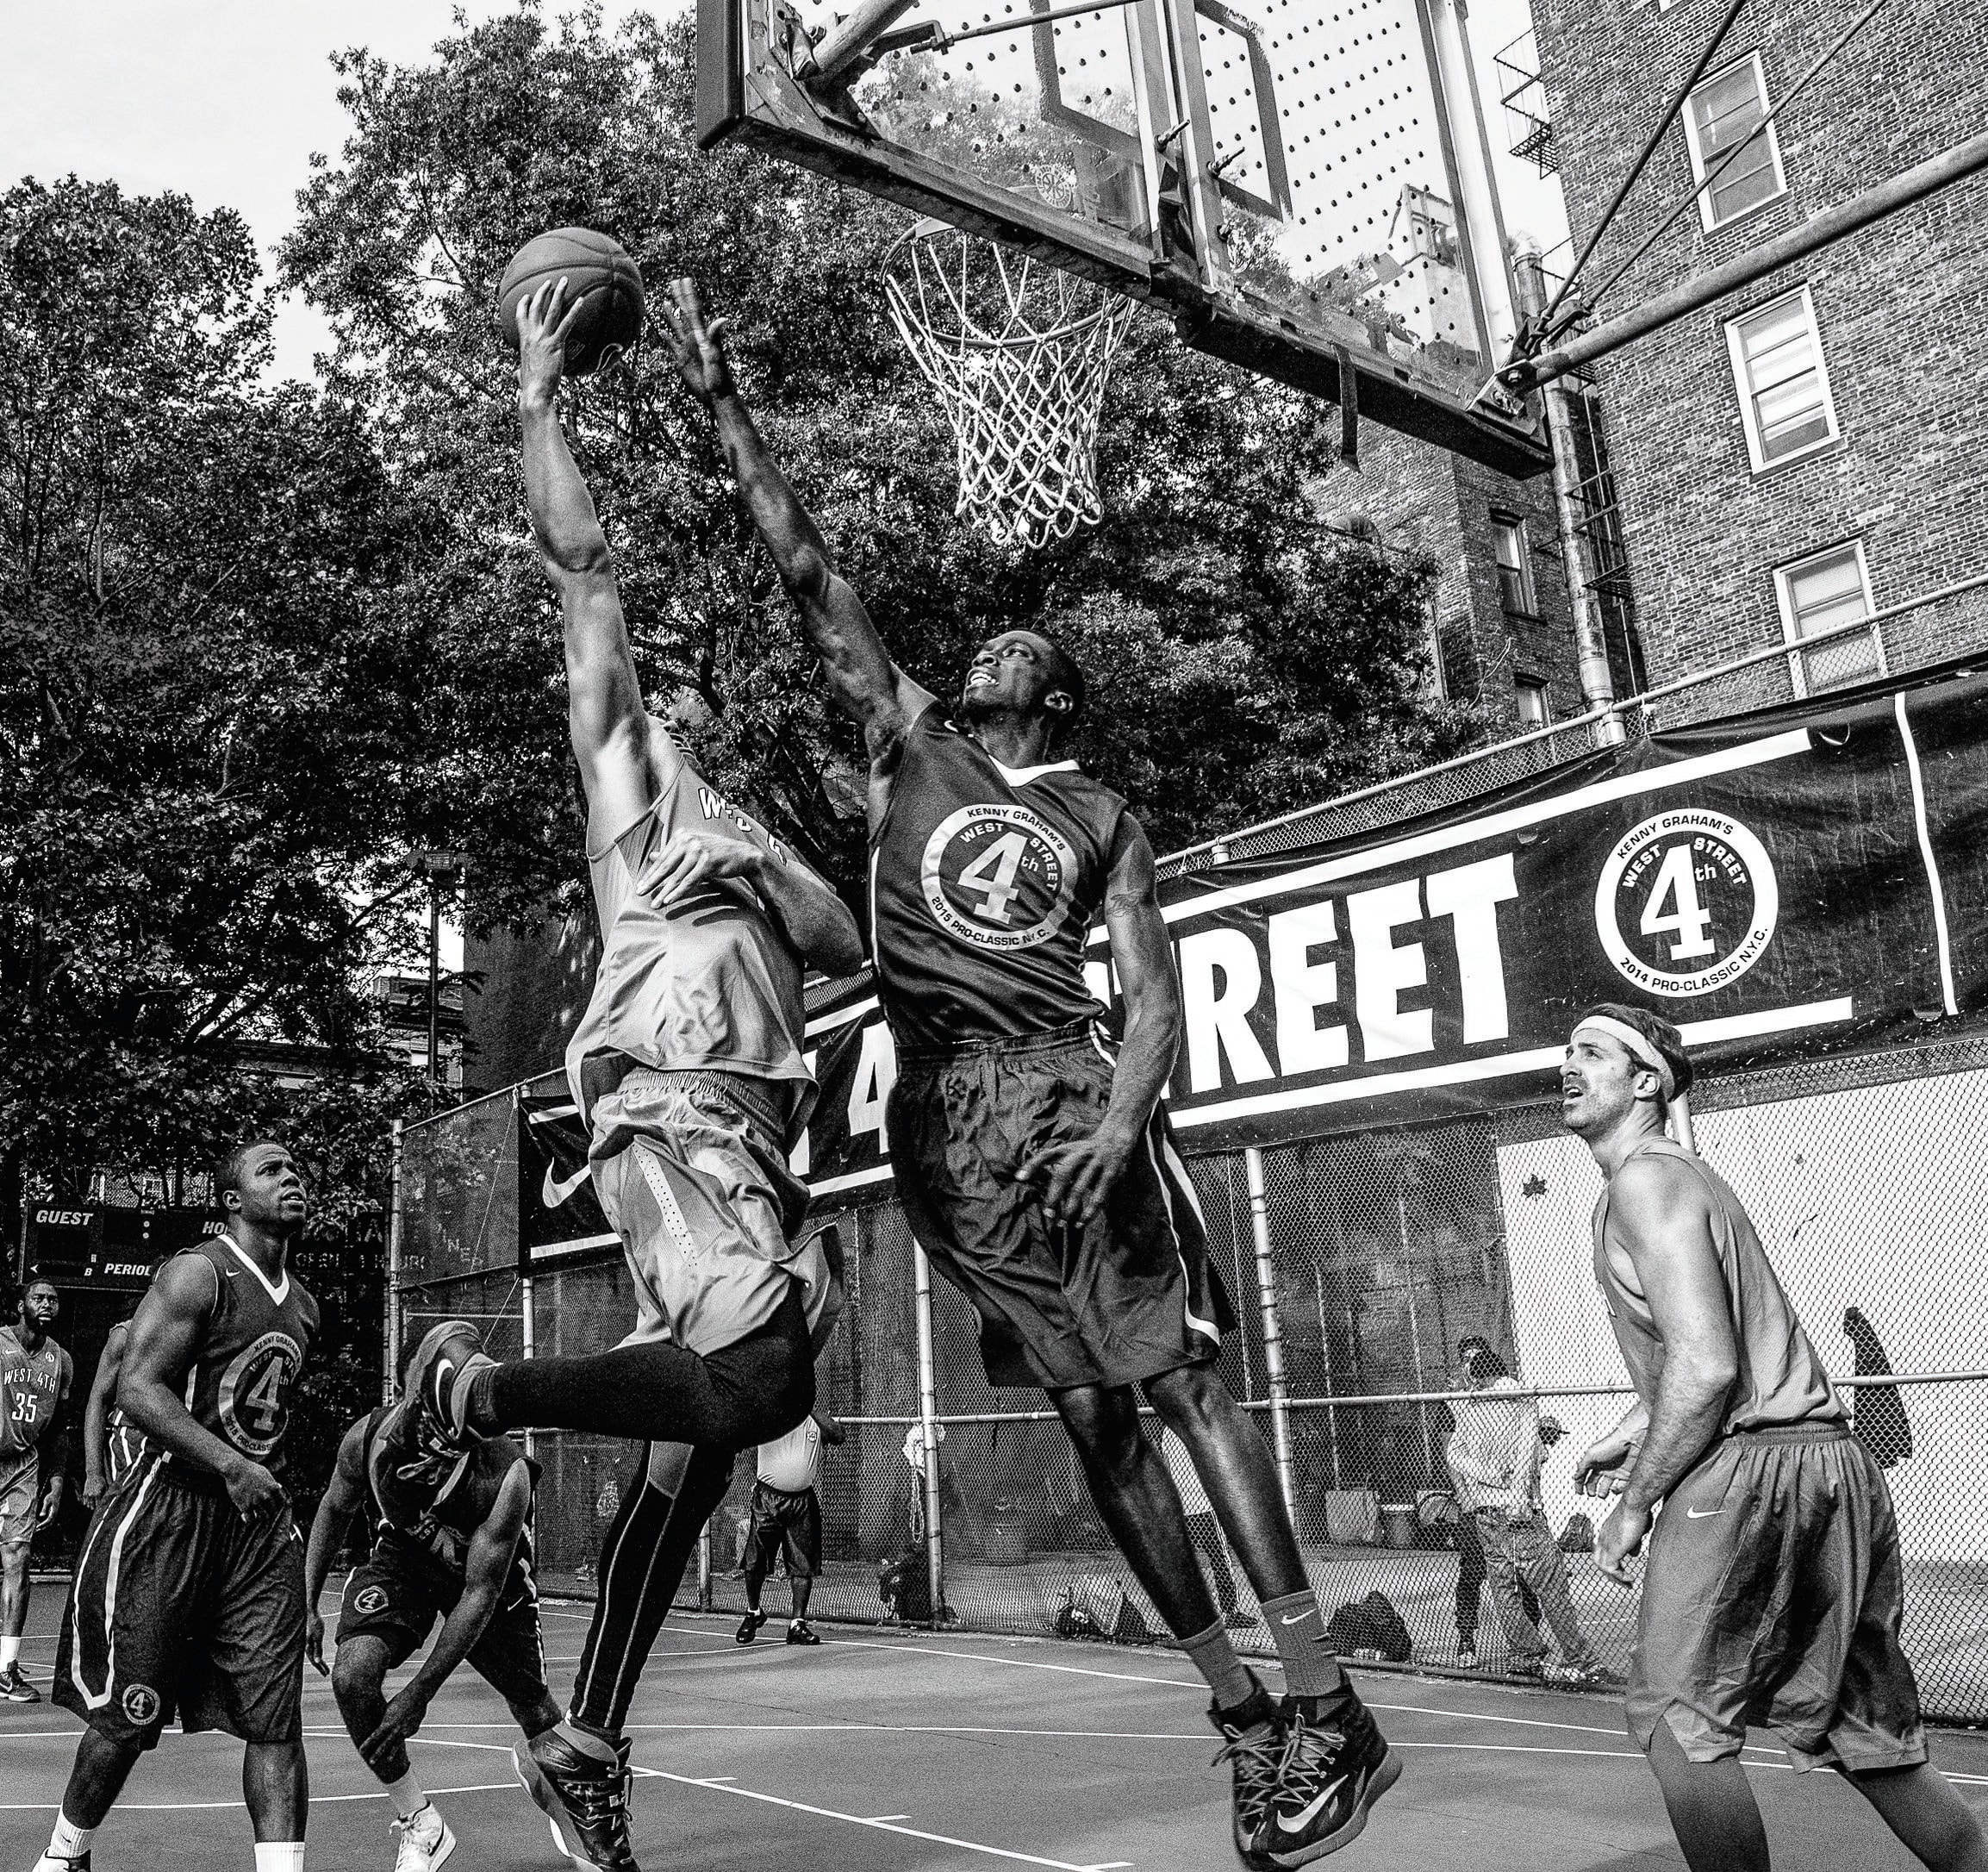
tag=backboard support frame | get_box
[696,0,1550,478]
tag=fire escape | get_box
[1494,30,1557,176]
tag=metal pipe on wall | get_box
[520,1271,535,1461]
[1243,1149,1298,1519]
[913,1239,946,1627]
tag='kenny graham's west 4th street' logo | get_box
[921,803,1078,950]
[1595,809,1779,997]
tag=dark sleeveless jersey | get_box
[871,708,1129,1051]
[173,1236,316,1484]
[360,1407,539,1600]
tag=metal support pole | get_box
[520,1272,536,1461]
[697,1525,714,1612]
[427,889,442,1086]
[1504,128,1988,389]
[385,1118,405,1405]
[1422,0,1520,361]
[1513,246,1625,743]
[912,1240,945,1628]
[1243,1149,1298,1521]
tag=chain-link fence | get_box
[392,1033,1988,1722]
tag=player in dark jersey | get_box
[80,1310,146,1513]
[662,280,1398,1869]
[303,1398,557,1872]
[41,1142,317,1872]
[1564,1006,1986,1872]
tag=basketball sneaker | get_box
[404,1320,495,1446]
[785,1619,821,1645]
[1259,1688,1400,1865]
[1209,1676,1285,1869]
[32,1856,88,1871]
[2,1663,41,1701]
[734,1608,767,1644]
[391,1803,457,1872]
[515,1730,639,1871]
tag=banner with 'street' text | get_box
[791,661,1988,1211]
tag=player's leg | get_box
[1453,1515,1486,1660]
[783,1493,820,1643]
[331,1626,450,1860]
[736,1491,774,1643]
[36,1728,145,1868]
[243,1741,309,1849]
[518,1439,734,1871]
[1646,1717,1770,1872]
[0,1526,35,1700]
[1840,1766,1988,1872]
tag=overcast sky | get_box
[6,0,1568,384]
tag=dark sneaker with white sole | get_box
[403,1319,494,1447]
[1260,1689,1401,1865]
[785,1619,821,1645]
[2,1663,41,1701]
[514,1730,639,1871]
[1210,1676,1287,1869]
[735,1608,767,1644]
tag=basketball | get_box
[495,227,645,377]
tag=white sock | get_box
[48,1813,94,1859]
[0,1634,22,1668]
[383,1769,428,1821]
[253,1844,305,1872]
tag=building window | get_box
[1492,515,1536,616]
[1683,54,1786,229]
[1773,542,1881,695]
[1516,677,1552,728]
[1725,287,1838,472]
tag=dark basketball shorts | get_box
[53,1457,306,1749]
[0,1449,41,1544]
[888,1021,1236,1391]
[1629,1422,1928,1771]
[337,1534,548,1709]
[742,1482,822,1578]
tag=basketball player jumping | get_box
[1564,1004,1987,1872]
[403,279,863,1872]
[660,278,1398,1869]
[2,1276,72,1703]
[304,1397,558,1872]
[42,1142,317,1872]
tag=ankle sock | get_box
[383,1769,427,1821]
[1177,1616,1256,1712]
[0,1635,21,1668]
[49,1814,93,1860]
[1261,1590,1347,1701]
[252,1846,305,1872]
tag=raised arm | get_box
[1029,817,1181,1227]
[1593,1159,1740,1582]
[516,280,665,846]
[660,278,933,768]
[304,1416,370,1675]
[82,1326,128,1510]
[638,822,862,977]
[121,1255,285,1520]
[356,1458,535,1771]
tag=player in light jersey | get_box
[1564,1004,1987,1872]
[80,1310,146,1514]
[42,1141,317,1872]
[304,1398,557,1872]
[2,1275,72,1701]
[661,278,1399,1870]
[403,278,862,1872]
[735,1404,845,1647]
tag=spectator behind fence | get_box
[1435,1335,1537,1665]
[1448,1345,1615,1688]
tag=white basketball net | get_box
[884,224,1134,552]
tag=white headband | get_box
[1572,1015,1679,1101]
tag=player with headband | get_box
[1562,1002,1984,1872]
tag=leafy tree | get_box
[280,4,1482,918]
[0,177,434,1233]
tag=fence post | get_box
[385,1118,404,1406]
[697,1525,714,1612]
[913,1239,945,1628]
[1243,1148,1298,1520]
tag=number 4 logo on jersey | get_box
[217,1331,303,1458]
[920,804,1079,952]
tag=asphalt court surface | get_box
[6,1595,1988,1870]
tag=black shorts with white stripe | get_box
[888,1020,1236,1391]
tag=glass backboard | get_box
[697,0,1548,474]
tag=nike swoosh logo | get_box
[1277,1775,1348,1831]
[1686,1507,1722,1519]
[1280,1612,1317,1626]
[543,1163,592,1207]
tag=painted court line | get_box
[0,1782,518,1813]
[633,1765,1128,1872]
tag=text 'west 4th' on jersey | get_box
[870,706,1130,1051]
[0,1325,71,1458]
[171,1235,319,1486]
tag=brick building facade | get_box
[1524,0,1988,701]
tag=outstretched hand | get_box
[662,277,737,408]
[516,278,588,408]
